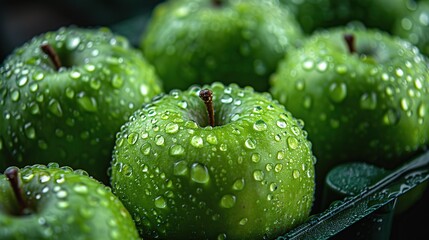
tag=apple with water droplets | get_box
[0,26,163,183]
[110,82,316,239]
[140,0,303,93]
[0,163,140,239]
[270,27,429,187]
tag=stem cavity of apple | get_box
[41,44,62,71]
[199,89,215,127]
[344,34,356,54]
[5,167,30,216]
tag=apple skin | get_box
[393,0,429,57]
[0,26,163,183]
[0,163,140,240]
[140,0,303,93]
[270,27,429,184]
[111,82,316,239]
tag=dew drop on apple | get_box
[382,108,400,125]
[165,123,179,134]
[65,87,75,99]
[276,119,287,129]
[66,36,81,50]
[253,170,264,181]
[24,122,36,139]
[17,76,28,87]
[47,99,63,117]
[245,138,256,150]
[155,135,165,146]
[418,103,426,118]
[69,70,81,79]
[127,132,139,145]
[302,60,314,70]
[77,95,98,112]
[39,173,51,183]
[190,163,210,184]
[328,82,347,103]
[10,90,20,102]
[22,172,34,182]
[303,96,312,109]
[275,163,283,173]
[217,233,227,240]
[253,119,267,131]
[220,194,236,208]
[335,65,348,74]
[73,183,88,194]
[360,92,377,110]
[33,72,44,81]
[57,201,70,209]
[191,136,204,148]
[239,218,248,226]
[169,144,185,156]
[56,190,68,199]
[206,134,218,145]
[232,178,245,191]
[277,150,285,160]
[400,98,411,111]
[266,163,273,172]
[220,94,233,104]
[287,136,299,149]
[29,82,39,93]
[292,169,300,179]
[154,196,167,209]
[173,160,188,176]
[251,153,261,163]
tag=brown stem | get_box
[344,34,356,54]
[199,89,215,127]
[41,44,62,71]
[212,0,222,7]
[5,167,28,215]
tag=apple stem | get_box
[5,167,29,215]
[41,44,62,71]
[212,0,222,7]
[344,34,356,54]
[199,89,215,127]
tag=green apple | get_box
[0,26,163,183]
[280,0,414,34]
[393,0,429,57]
[140,0,303,93]
[111,82,316,239]
[270,27,429,186]
[0,163,140,239]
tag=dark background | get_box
[0,0,165,62]
[1,1,428,239]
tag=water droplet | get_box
[253,120,267,131]
[122,164,133,177]
[274,116,288,129]
[239,218,248,225]
[316,61,328,72]
[22,173,34,182]
[48,99,63,117]
[360,92,377,110]
[73,183,88,194]
[165,123,179,134]
[65,88,75,99]
[154,196,167,209]
[335,65,348,74]
[140,143,151,155]
[127,132,139,145]
[33,72,44,81]
[70,71,81,79]
[253,170,264,181]
[111,75,123,88]
[174,161,188,176]
[329,82,347,103]
[177,100,188,109]
[11,90,20,102]
[155,135,165,146]
[217,233,227,240]
[295,80,305,91]
[57,201,69,209]
[220,194,236,208]
[39,174,51,183]
[169,144,185,156]
[219,144,228,151]
[191,136,204,148]
[400,98,410,111]
[277,150,285,160]
[302,60,314,70]
[418,103,426,117]
[274,164,283,173]
[90,79,101,90]
[395,68,404,77]
[383,109,400,125]
[77,96,97,112]
[251,153,261,163]
[270,183,278,192]
[232,178,245,191]
[244,138,256,150]
[24,122,36,139]
[220,94,233,104]
[293,169,300,179]
[17,76,28,86]
[287,136,299,149]
[56,190,68,199]
[190,163,210,184]
[66,37,81,50]
[206,134,218,145]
